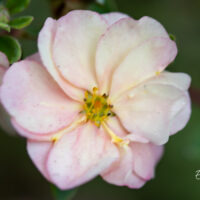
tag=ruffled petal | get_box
[114,73,191,145]
[95,16,169,94]
[38,17,84,101]
[52,10,107,91]
[101,142,163,188]
[27,140,52,180]
[130,142,163,180]
[101,146,145,188]
[102,12,129,26]
[0,64,15,134]
[110,37,177,99]
[0,60,81,134]
[146,71,191,91]
[95,18,136,94]
[26,52,42,63]
[11,119,53,141]
[169,92,191,135]
[46,123,119,190]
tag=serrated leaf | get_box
[9,16,33,29]
[0,36,21,64]
[0,22,10,32]
[6,0,30,15]
[51,185,78,200]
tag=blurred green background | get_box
[0,0,200,199]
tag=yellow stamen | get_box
[93,87,98,93]
[81,87,115,127]
[102,122,129,148]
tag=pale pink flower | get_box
[0,11,191,189]
[0,52,15,134]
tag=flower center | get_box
[81,87,115,127]
[51,87,129,147]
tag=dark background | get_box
[0,0,200,199]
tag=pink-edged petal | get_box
[130,142,163,180]
[0,60,81,134]
[146,71,191,91]
[133,16,168,39]
[0,66,15,134]
[102,12,129,26]
[101,147,145,188]
[95,18,136,94]
[169,92,191,135]
[11,119,53,141]
[95,16,169,94]
[110,37,177,99]
[26,52,42,63]
[27,140,52,180]
[102,142,163,188]
[52,10,107,91]
[46,123,119,190]
[0,52,9,68]
[38,17,84,101]
[114,74,191,145]
[142,71,191,136]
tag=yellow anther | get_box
[156,71,160,76]
[93,87,98,93]
[84,91,88,98]
[102,122,129,148]
[81,87,115,127]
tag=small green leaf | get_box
[51,185,78,200]
[6,0,30,15]
[0,22,10,32]
[169,33,176,41]
[9,16,33,29]
[0,5,10,23]
[0,36,21,64]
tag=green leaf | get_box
[51,185,78,200]
[0,36,21,64]
[0,5,10,23]
[6,0,30,15]
[9,16,33,29]
[0,21,10,31]
[169,33,176,41]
